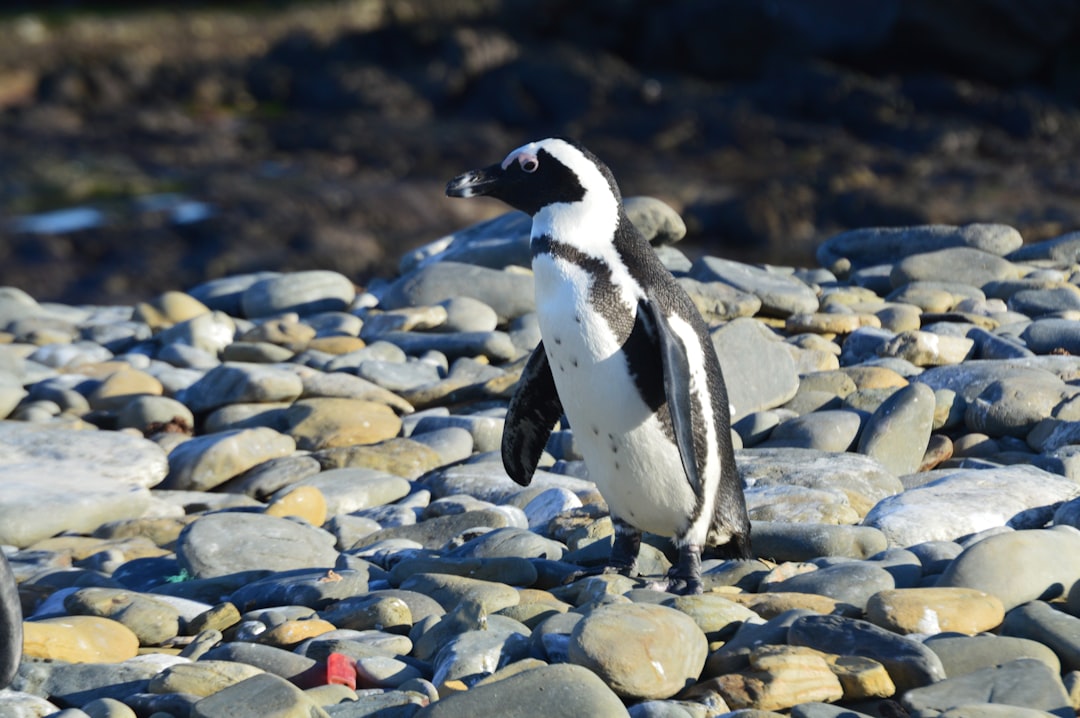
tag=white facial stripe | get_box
[527,139,637,305]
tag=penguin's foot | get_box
[646,543,703,595]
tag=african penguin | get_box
[446,137,751,594]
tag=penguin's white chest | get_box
[532,253,696,537]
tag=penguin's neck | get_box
[530,187,622,257]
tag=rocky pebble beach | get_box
[4,200,1080,717]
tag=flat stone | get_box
[759,410,863,452]
[711,318,800,422]
[22,616,140,663]
[353,655,423,688]
[764,562,894,611]
[229,567,373,611]
[568,602,707,700]
[180,362,304,413]
[1000,600,1080,672]
[738,448,902,518]
[691,256,819,317]
[937,527,1080,611]
[176,512,339,579]
[865,587,1004,636]
[0,421,168,488]
[398,573,520,614]
[201,642,321,685]
[265,485,327,527]
[28,660,163,707]
[380,262,535,323]
[901,658,1071,717]
[788,614,946,692]
[880,330,975,366]
[86,368,163,412]
[187,272,279,315]
[817,224,1022,274]
[149,660,264,697]
[294,366,414,414]
[679,277,762,323]
[285,468,411,516]
[415,663,629,717]
[864,467,1080,547]
[1022,317,1080,354]
[965,373,1074,437]
[925,633,1062,678]
[431,625,532,690]
[240,270,355,319]
[749,522,889,562]
[116,395,195,434]
[713,646,844,711]
[857,382,936,476]
[355,357,441,393]
[318,595,412,634]
[661,593,762,643]
[890,247,1021,288]
[438,296,500,333]
[0,467,152,548]
[154,311,235,356]
[191,672,330,718]
[283,397,402,450]
[163,427,297,491]
[313,437,445,479]
[64,587,182,646]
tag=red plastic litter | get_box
[326,652,356,689]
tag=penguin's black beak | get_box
[446,163,505,199]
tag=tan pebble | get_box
[266,485,328,527]
[239,315,316,352]
[188,603,242,634]
[865,587,1005,635]
[785,312,880,335]
[839,366,909,390]
[439,679,469,697]
[257,618,337,648]
[150,659,265,696]
[313,437,444,479]
[307,336,367,355]
[134,291,211,329]
[826,654,895,700]
[28,535,169,562]
[874,303,923,332]
[919,434,954,472]
[285,397,401,450]
[87,368,164,411]
[23,616,140,662]
[714,645,843,711]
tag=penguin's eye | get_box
[519,156,539,173]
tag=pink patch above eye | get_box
[502,150,539,171]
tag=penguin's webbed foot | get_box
[646,543,703,595]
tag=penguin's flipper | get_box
[502,341,563,486]
[641,295,702,494]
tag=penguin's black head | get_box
[446,137,621,217]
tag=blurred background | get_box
[1,0,1079,306]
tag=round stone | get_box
[283,397,402,450]
[865,587,1004,635]
[240,270,356,319]
[568,602,707,700]
[22,616,140,663]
